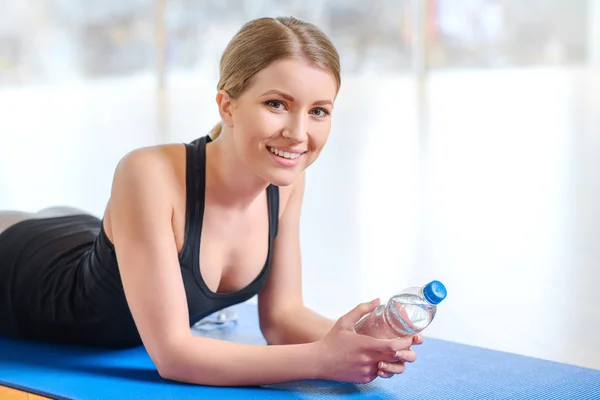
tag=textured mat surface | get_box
[0,303,599,399]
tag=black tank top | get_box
[175,135,279,320]
[0,135,278,348]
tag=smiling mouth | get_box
[267,146,305,160]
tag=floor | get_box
[0,385,49,399]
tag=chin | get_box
[258,149,312,187]
[263,170,299,187]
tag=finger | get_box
[365,336,414,353]
[339,299,380,329]
[380,350,417,363]
[412,334,425,345]
[377,370,394,379]
[379,361,406,375]
[361,372,379,384]
[378,351,403,363]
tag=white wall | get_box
[416,67,600,370]
[0,76,159,214]
[1,66,599,371]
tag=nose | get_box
[283,114,308,143]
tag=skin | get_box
[0,57,423,385]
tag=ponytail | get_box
[209,122,222,140]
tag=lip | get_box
[267,147,305,167]
[267,145,307,154]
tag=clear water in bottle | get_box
[354,280,447,339]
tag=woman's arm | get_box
[109,148,412,386]
[109,149,321,385]
[257,172,335,345]
[256,172,424,381]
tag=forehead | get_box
[247,58,338,102]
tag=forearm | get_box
[264,306,335,345]
[160,335,322,386]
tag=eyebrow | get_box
[260,89,333,107]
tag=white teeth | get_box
[269,147,301,160]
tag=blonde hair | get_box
[209,16,341,140]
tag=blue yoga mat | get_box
[0,302,598,400]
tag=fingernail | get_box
[395,351,403,359]
[378,370,384,377]
[380,362,388,369]
[371,298,379,304]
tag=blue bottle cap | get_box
[423,280,447,305]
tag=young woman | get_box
[0,16,422,386]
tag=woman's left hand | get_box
[376,334,424,379]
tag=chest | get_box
[187,200,271,294]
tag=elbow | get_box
[260,319,286,346]
[153,337,219,385]
[150,341,190,383]
[259,302,304,345]
[155,352,184,382]
[156,354,200,384]
[157,366,177,382]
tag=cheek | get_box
[236,107,282,138]
[311,123,331,149]
[306,123,331,164]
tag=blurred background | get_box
[0,0,598,370]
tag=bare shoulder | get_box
[113,144,184,184]
[104,143,186,240]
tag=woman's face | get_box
[222,58,338,187]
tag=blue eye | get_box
[265,100,284,109]
[311,108,330,117]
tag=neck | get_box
[205,128,270,209]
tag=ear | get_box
[216,90,234,127]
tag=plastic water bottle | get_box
[354,280,447,339]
